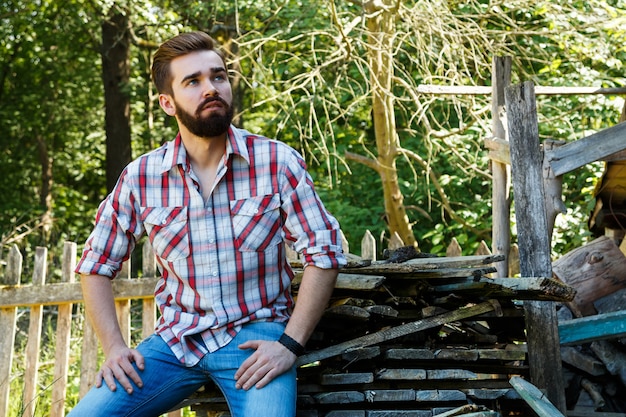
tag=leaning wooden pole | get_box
[491,56,512,277]
[505,81,566,413]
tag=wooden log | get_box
[552,236,626,316]
[558,310,626,345]
[22,247,47,417]
[296,301,500,366]
[506,81,566,413]
[509,376,565,417]
[0,245,21,417]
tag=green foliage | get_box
[1,0,626,413]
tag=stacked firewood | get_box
[186,251,576,417]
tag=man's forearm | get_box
[81,274,127,355]
[283,265,338,347]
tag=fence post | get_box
[361,230,376,261]
[50,241,77,417]
[142,241,156,339]
[491,56,512,278]
[0,245,22,417]
[23,247,48,417]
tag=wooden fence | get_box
[0,232,508,417]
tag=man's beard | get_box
[176,97,234,138]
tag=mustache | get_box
[197,96,229,113]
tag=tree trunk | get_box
[365,0,416,247]
[101,8,132,192]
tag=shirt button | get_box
[212,271,218,276]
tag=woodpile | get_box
[186,251,577,417]
[553,236,626,416]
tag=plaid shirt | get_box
[76,126,346,366]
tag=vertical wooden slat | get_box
[79,316,99,398]
[116,259,132,345]
[491,56,512,278]
[50,241,77,417]
[505,81,566,413]
[360,230,376,261]
[142,241,156,339]
[0,245,22,417]
[23,247,48,417]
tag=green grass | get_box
[8,304,196,416]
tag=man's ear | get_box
[158,93,176,116]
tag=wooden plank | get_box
[338,255,505,275]
[545,121,626,176]
[51,241,77,417]
[321,373,374,385]
[506,81,566,413]
[142,241,157,338]
[315,391,365,404]
[22,247,47,417]
[79,318,99,398]
[392,267,497,278]
[429,277,575,301]
[366,389,416,402]
[491,56,512,278]
[0,245,22,417]
[296,300,499,366]
[0,277,159,308]
[415,390,466,401]
[417,84,626,96]
[559,310,626,345]
[509,376,565,417]
[560,347,606,377]
[376,369,427,380]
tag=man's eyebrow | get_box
[180,67,227,84]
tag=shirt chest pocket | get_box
[230,194,283,252]
[141,206,190,261]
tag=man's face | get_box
[160,50,234,138]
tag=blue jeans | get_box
[68,322,297,417]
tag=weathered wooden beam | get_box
[545,121,626,176]
[429,277,576,301]
[559,310,626,345]
[0,278,159,308]
[296,300,500,366]
[506,81,566,413]
[417,84,626,96]
[509,376,565,417]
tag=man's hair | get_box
[151,31,226,95]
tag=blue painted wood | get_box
[558,309,626,345]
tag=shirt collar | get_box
[160,126,250,173]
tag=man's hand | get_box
[97,345,145,395]
[234,340,296,390]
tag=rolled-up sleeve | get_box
[281,151,346,270]
[76,169,143,278]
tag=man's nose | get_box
[203,80,218,96]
